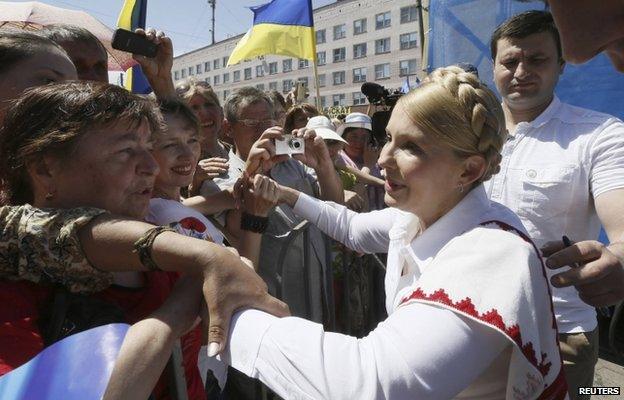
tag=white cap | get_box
[336,112,372,136]
[306,116,348,143]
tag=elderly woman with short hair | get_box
[0,81,287,398]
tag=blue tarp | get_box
[427,0,624,243]
[427,0,624,120]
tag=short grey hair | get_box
[223,86,273,123]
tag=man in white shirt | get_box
[201,87,343,322]
[487,11,624,397]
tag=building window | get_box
[256,65,264,77]
[233,70,241,82]
[375,11,391,30]
[213,59,220,70]
[283,79,293,93]
[256,83,265,91]
[353,92,367,105]
[196,64,201,74]
[223,72,230,83]
[333,47,346,63]
[353,67,367,83]
[298,76,309,87]
[317,51,326,66]
[269,62,278,75]
[223,89,230,100]
[174,71,179,80]
[214,74,220,85]
[205,77,210,84]
[188,66,194,76]
[353,18,367,35]
[353,43,367,59]
[401,6,418,24]
[333,24,346,40]
[320,96,326,108]
[400,59,418,76]
[298,59,309,69]
[333,71,345,85]
[318,74,326,87]
[332,93,346,106]
[375,63,391,80]
[400,32,418,50]
[181,69,186,78]
[283,59,292,72]
[223,56,229,67]
[375,38,391,54]
[269,81,278,91]
[244,67,252,80]
[316,29,326,44]
[204,62,211,72]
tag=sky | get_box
[12,0,335,56]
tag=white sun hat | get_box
[336,112,372,136]
[306,116,348,143]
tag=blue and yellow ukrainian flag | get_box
[116,0,152,94]
[227,0,316,66]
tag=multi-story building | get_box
[172,0,421,108]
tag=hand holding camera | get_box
[274,134,305,156]
[289,128,334,171]
[245,127,290,175]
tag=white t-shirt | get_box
[484,96,624,333]
[146,197,226,387]
[146,198,224,245]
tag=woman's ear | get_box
[26,155,59,201]
[459,155,487,187]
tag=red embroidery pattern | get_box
[400,288,552,377]
[399,220,567,397]
[480,220,559,332]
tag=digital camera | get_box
[275,135,305,155]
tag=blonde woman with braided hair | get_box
[110,67,566,399]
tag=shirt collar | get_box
[523,95,562,130]
[409,184,491,262]
[228,148,245,171]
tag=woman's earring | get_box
[45,191,54,200]
[457,183,464,193]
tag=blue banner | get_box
[0,324,129,400]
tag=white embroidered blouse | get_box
[222,185,567,400]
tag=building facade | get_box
[172,0,421,108]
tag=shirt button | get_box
[526,169,537,179]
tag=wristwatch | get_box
[240,212,269,233]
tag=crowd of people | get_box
[0,3,623,400]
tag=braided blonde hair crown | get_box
[399,66,507,182]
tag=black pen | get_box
[562,236,611,316]
[562,235,580,268]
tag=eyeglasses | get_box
[175,80,212,94]
[236,119,276,129]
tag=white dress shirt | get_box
[222,186,565,399]
[484,96,624,333]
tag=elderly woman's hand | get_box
[200,245,290,356]
[194,157,229,182]
[243,174,279,217]
[132,28,175,99]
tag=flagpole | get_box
[312,60,322,111]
